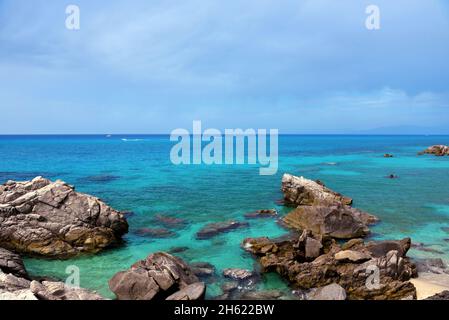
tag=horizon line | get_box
[1,133,449,136]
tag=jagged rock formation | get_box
[109,252,206,300]
[0,249,104,300]
[281,174,378,239]
[0,176,128,258]
[242,233,417,300]
[419,145,449,156]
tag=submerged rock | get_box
[239,290,284,300]
[244,209,278,219]
[281,174,353,206]
[191,262,216,278]
[0,176,128,258]
[196,220,249,240]
[411,242,444,255]
[419,145,449,156]
[414,258,448,274]
[135,227,177,238]
[168,246,189,254]
[223,268,255,281]
[283,204,378,239]
[153,214,187,228]
[109,252,205,300]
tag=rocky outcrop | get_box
[109,252,205,300]
[244,209,278,219]
[0,248,28,278]
[135,227,176,238]
[223,269,255,281]
[30,280,104,300]
[419,145,449,156]
[283,204,378,239]
[1,257,104,301]
[281,174,378,239]
[281,174,353,206]
[306,283,347,300]
[425,290,449,300]
[196,220,249,240]
[242,234,417,300]
[0,176,128,258]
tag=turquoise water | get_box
[1,135,449,298]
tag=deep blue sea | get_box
[1,135,449,298]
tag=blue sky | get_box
[0,0,449,134]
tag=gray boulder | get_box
[283,204,377,239]
[307,283,347,300]
[0,248,28,278]
[0,176,128,258]
[109,252,205,300]
[281,174,353,206]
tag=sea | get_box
[1,135,449,299]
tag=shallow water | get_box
[1,135,449,298]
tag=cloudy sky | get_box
[1,0,448,134]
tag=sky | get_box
[0,0,449,134]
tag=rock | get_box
[242,237,277,256]
[168,246,189,254]
[281,174,353,206]
[425,290,449,300]
[109,252,204,300]
[223,268,255,281]
[80,175,120,183]
[191,262,216,278]
[295,230,322,259]
[366,238,411,257]
[0,288,37,300]
[0,177,128,258]
[0,248,28,278]
[283,204,378,239]
[384,154,394,158]
[244,209,278,219]
[411,242,444,254]
[165,282,206,300]
[135,227,177,238]
[221,281,239,293]
[307,283,347,300]
[335,250,371,263]
[242,236,418,300]
[153,214,187,228]
[0,269,102,300]
[414,258,448,274]
[0,270,30,293]
[341,238,364,250]
[30,281,104,300]
[419,145,449,156]
[196,220,249,240]
[239,290,284,300]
